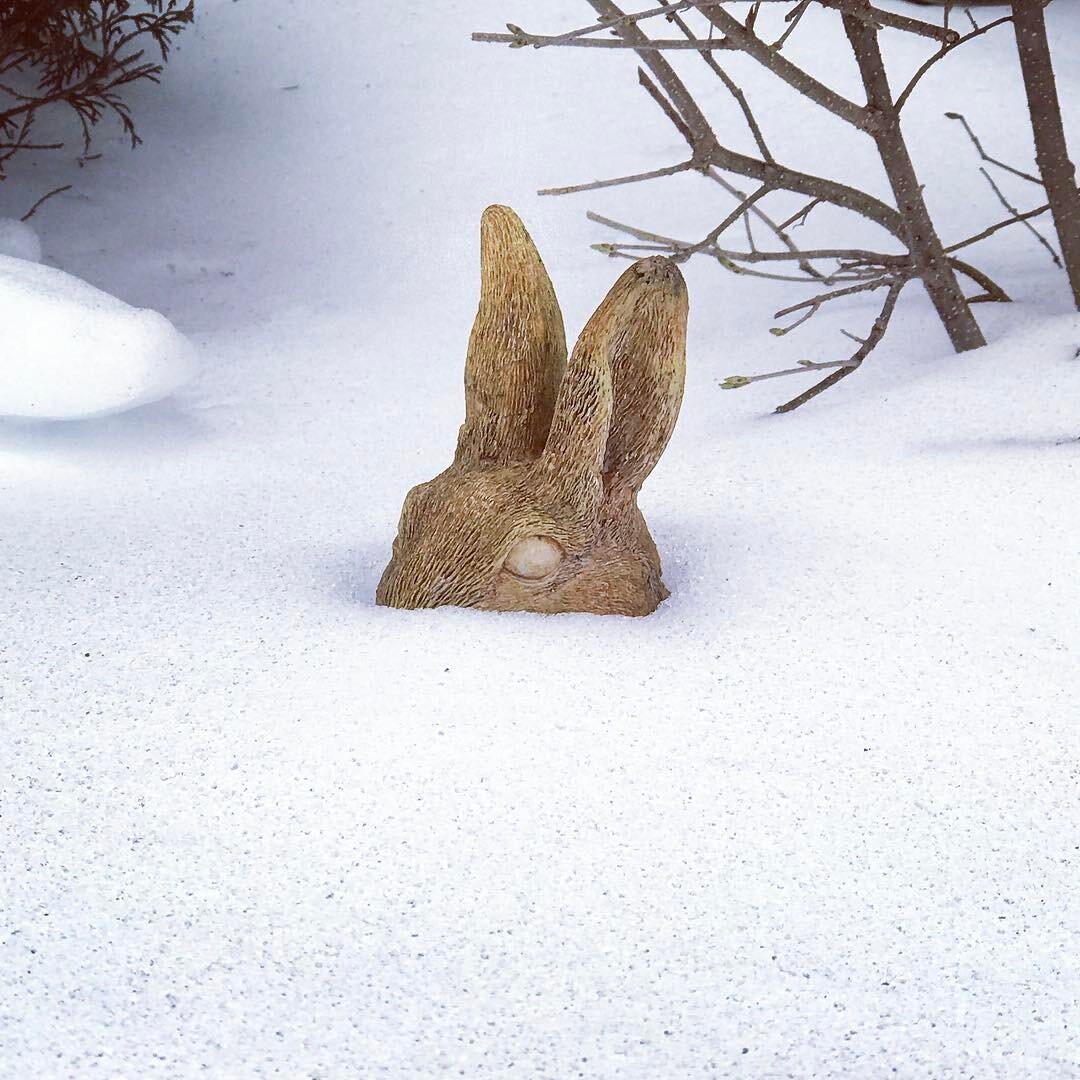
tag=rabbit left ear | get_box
[542,256,686,510]
[454,206,567,466]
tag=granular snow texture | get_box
[1,1,1078,1077]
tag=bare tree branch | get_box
[775,278,907,412]
[949,257,1011,303]
[1011,0,1080,308]
[815,0,959,43]
[576,8,906,237]
[690,3,873,131]
[476,0,1003,411]
[839,0,984,350]
[655,2,774,162]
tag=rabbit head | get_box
[376,205,687,617]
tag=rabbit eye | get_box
[504,536,563,580]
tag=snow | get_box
[0,255,196,420]
[0,217,41,263]
[2,1,1078,1077]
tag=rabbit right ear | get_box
[539,270,619,505]
[601,257,687,496]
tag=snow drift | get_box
[0,217,42,263]
[0,254,195,420]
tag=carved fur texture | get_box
[376,205,688,617]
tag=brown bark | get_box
[841,3,987,351]
[583,0,908,240]
[1011,0,1080,309]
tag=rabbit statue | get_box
[376,205,688,616]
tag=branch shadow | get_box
[917,433,1080,454]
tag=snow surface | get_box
[2,1,1078,1077]
[0,255,196,419]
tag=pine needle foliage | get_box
[0,1,194,181]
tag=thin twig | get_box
[0,141,62,152]
[895,14,1011,111]
[704,168,828,278]
[720,357,859,388]
[472,31,736,50]
[979,166,1061,267]
[538,159,693,196]
[20,183,72,222]
[588,209,900,270]
[657,1,774,162]
[530,0,698,46]
[777,198,821,231]
[775,278,907,413]
[945,110,1041,184]
[773,275,894,319]
[587,210,897,283]
[743,207,755,251]
[946,200,1051,253]
[676,183,772,260]
[637,66,694,145]
[772,0,811,50]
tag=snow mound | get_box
[0,254,196,419]
[0,217,42,262]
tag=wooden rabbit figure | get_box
[376,205,688,616]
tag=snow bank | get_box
[0,217,42,262]
[0,254,195,420]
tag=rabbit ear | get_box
[602,257,687,495]
[542,257,686,507]
[539,266,623,503]
[454,205,567,466]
